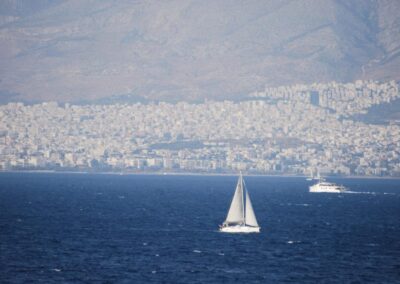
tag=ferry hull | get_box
[219,225,260,233]
[309,185,346,193]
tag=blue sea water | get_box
[0,173,399,283]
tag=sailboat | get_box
[306,169,314,181]
[219,173,260,233]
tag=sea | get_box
[1,172,399,283]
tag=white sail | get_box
[224,175,244,224]
[245,190,259,227]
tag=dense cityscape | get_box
[1,80,399,177]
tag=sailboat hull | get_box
[219,225,260,233]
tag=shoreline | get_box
[0,169,399,180]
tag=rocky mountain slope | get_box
[0,0,399,103]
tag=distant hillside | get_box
[0,0,399,103]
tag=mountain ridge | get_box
[0,0,399,103]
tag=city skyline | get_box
[1,79,399,177]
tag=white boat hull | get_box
[309,184,347,193]
[310,188,342,193]
[219,225,260,233]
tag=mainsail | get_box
[224,175,244,224]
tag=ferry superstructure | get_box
[309,178,347,193]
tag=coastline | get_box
[0,169,399,180]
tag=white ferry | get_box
[309,178,347,193]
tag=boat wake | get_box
[343,191,396,195]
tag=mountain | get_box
[0,0,399,103]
